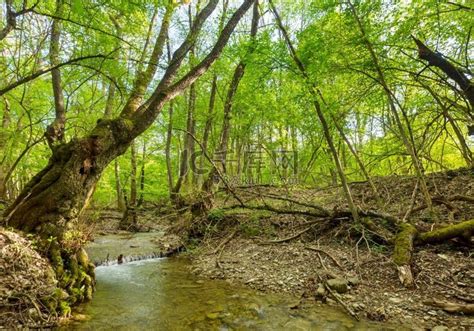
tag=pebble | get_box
[427,310,438,316]
[206,312,220,320]
[326,278,348,293]
[388,297,404,304]
[347,277,360,286]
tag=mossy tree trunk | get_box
[393,223,418,287]
[2,0,255,310]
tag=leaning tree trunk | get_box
[2,119,132,311]
[2,0,255,313]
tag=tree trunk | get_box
[114,159,126,211]
[270,0,359,222]
[45,0,66,148]
[2,0,255,309]
[165,102,174,196]
[413,36,474,114]
[120,140,138,230]
[203,0,259,194]
[199,74,218,184]
[348,0,433,212]
[333,116,380,201]
[138,143,146,207]
[0,96,11,199]
[171,4,200,203]
[393,223,417,287]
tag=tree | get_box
[2,0,256,304]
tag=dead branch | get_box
[262,226,313,244]
[306,245,344,270]
[418,219,474,244]
[315,273,359,321]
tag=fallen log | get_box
[393,223,418,287]
[418,219,474,244]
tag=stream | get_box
[67,233,402,330]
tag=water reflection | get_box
[70,257,401,331]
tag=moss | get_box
[68,256,79,287]
[76,248,89,268]
[49,243,64,277]
[77,269,87,285]
[69,287,83,304]
[418,219,474,244]
[59,301,71,317]
[83,274,92,287]
[59,272,71,288]
[393,223,417,266]
[84,285,93,301]
[87,263,96,280]
[207,208,225,222]
[240,218,262,238]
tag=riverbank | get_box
[1,168,472,329]
[87,168,473,329]
[188,236,472,329]
[179,169,474,329]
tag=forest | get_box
[0,0,473,329]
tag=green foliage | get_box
[239,217,262,238]
[207,208,226,223]
[0,0,471,209]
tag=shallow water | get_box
[69,234,403,330]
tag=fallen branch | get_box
[263,226,313,244]
[418,219,474,244]
[214,230,238,268]
[393,223,418,287]
[223,204,329,218]
[315,273,359,321]
[404,195,474,217]
[305,245,344,270]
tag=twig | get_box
[263,226,313,244]
[317,252,328,272]
[424,299,474,315]
[305,245,344,270]
[214,230,237,268]
[403,180,419,221]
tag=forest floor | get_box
[93,168,474,329]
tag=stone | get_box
[352,302,366,311]
[431,326,448,331]
[206,312,220,320]
[347,277,360,286]
[326,278,348,293]
[388,297,404,304]
[316,284,326,297]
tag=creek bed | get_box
[67,234,403,330]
